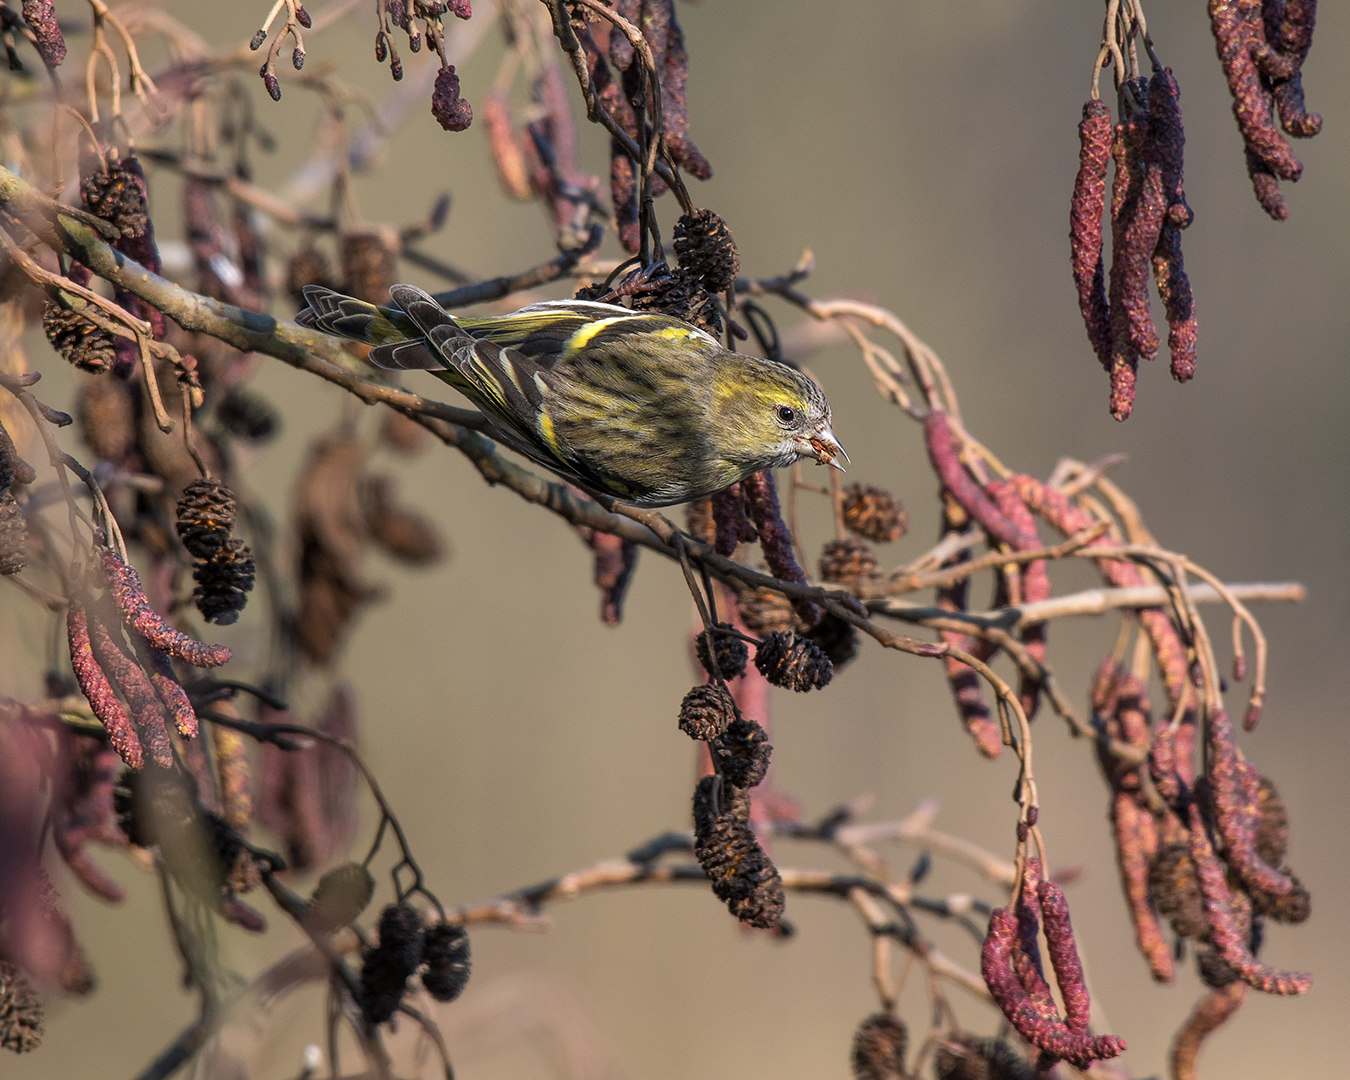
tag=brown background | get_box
[4,1,1348,1077]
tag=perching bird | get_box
[296,284,847,507]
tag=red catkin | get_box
[67,599,143,770]
[1171,982,1248,1080]
[982,908,1127,1068]
[1009,476,1192,714]
[136,640,199,739]
[99,549,232,668]
[924,414,1038,553]
[987,480,1049,719]
[741,471,820,628]
[1146,68,1198,383]
[1071,99,1113,369]
[937,578,1002,759]
[710,484,757,557]
[1107,107,1164,420]
[1091,662,1175,981]
[1186,802,1311,994]
[1206,709,1292,896]
[1037,881,1091,1036]
[1210,0,1303,219]
[88,617,174,769]
[1114,791,1174,981]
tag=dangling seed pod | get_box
[1148,842,1208,939]
[79,160,150,238]
[176,479,237,560]
[0,494,27,575]
[841,484,908,543]
[678,683,735,741]
[631,266,722,336]
[358,903,424,1026]
[339,230,398,305]
[933,1035,1034,1080]
[286,246,337,307]
[303,863,376,935]
[1196,946,1239,989]
[673,209,740,293]
[850,1013,908,1080]
[754,631,833,692]
[1254,775,1290,866]
[0,960,44,1053]
[21,0,65,67]
[735,587,800,635]
[713,717,771,789]
[694,623,749,680]
[42,304,116,373]
[819,537,880,585]
[806,612,859,670]
[692,777,784,929]
[1251,872,1311,924]
[431,65,473,132]
[420,923,471,1002]
[75,379,136,462]
[191,537,256,626]
[216,389,279,442]
[684,498,716,546]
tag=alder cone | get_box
[42,304,116,373]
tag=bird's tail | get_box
[295,285,451,371]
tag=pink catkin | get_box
[1187,802,1311,994]
[1070,99,1113,368]
[67,599,143,770]
[987,480,1049,719]
[88,617,173,769]
[741,471,820,627]
[136,640,199,739]
[1107,114,1164,420]
[1210,0,1303,180]
[710,484,757,557]
[1206,709,1293,896]
[1009,475,1192,714]
[99,549,232,668]
[934,508,1001,758]
[1147,69,1198,382]
[1171,982,1248,1080]
[982,909,1127,1068]
[1038,881,1091,1035]
[1091,663,1175,981]
[1114,792,1174,981]
[1210,0,1302,219]
[1012,859,1052,1000]
[924,415,1038,552]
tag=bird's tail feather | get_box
[295,285,446,371]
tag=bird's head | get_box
[716,357,848,473]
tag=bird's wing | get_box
[457,300,720,365]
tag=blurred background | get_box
[3,0,1347,1077]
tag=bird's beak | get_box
[798,426,848,471]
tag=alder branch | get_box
[871,581,1305,629]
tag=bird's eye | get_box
[775,405,796,425]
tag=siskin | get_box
[297,285,846,507]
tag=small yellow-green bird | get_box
[296,284,846,507]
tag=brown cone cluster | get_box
[176,479,255,625]
[694,623,749,680]
[850,1013,909,1080]
[692,777,783,930]
[841,484,908,544]
[753,631,833,692]
[42,304,116,373]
